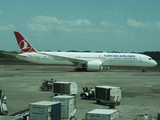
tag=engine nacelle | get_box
[87,61,103,70]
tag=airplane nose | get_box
[147,60,157,67]
[153,60,157,66]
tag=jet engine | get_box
[87,61,103,70]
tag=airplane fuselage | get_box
[13,31,157,71]
[16,52,157,67]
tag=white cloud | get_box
[0,26,8,30]
[102,10,119,15]
[57,26,72,32]
[27,23,52,31]
[87,28,105,33]
[27,15,92,31]
[27,16,61,31]
[70,19,92,26]
[100,21,114,27]
[156,21,160,27]
[0,8,2,14]
[65,19,92,26]
[0,24,15,31]
[127,19,144,27]
[31,15,62,24]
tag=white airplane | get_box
[13,31,157,72]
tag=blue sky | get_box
[0,0,160,52]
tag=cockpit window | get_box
[148,58,152,60]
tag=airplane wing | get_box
[39,52,87,65]
[3,52,29,58]
[2,52,17,57]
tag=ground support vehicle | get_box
[0,90,8,115]
[80,86,95,100]
[39,79,57,91]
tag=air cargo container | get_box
[158,109,160,120]
[52,82,77,95]
[51,95,76,119]
[86,109,118,120]
[29,101,61,120]
[95,86,121,106]
[0,116,23,120]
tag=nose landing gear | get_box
[142,68,145,72]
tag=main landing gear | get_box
[142,68,145,72]
[75,67,87,71]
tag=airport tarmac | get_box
[0,65,160,119]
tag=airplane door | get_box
[139,56,143,65]
[36,56,40,63]
[109,56,114,63]
[75,54,80,58]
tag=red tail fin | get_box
[14,31,37,53]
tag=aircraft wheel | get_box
[96,100,100,104]
[81,93,87,99]
[75,68,79,71]
[142,69,145,72]
[83,68,87,71]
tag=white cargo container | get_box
[95,86,121,106]
[52,82,77,95]
[51,95,76,119]
[0,116,23,120]
[86,109,118,120]
[29,101,61,120]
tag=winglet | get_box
[14,31,37,53]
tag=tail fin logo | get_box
[19,39,33,53]
[14,31,37,53]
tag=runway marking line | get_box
[146,85,153,87]
[135,96,153,98]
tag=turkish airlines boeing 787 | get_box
[14,31,157,72]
